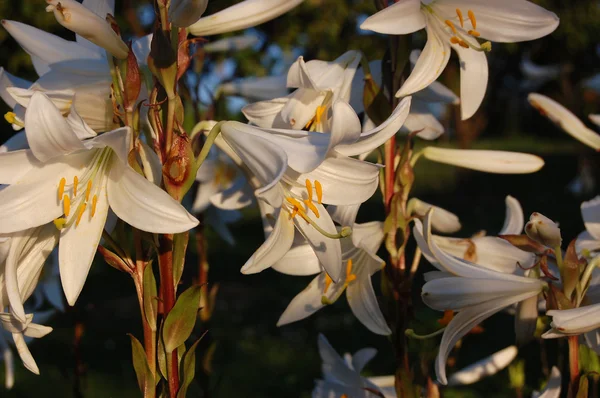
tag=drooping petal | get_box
[12,332,39,375]
[277,273,331,326]
[450,35,488,120]
[581,196,600,241]
[188,0,304,36]
[410,198,461,233]
[499,195,524,235]
[317,334,365,388]
[528,93,600,150]
[535,366,561,398]
[422,147,544,174]
[0,68,31,109]
[515,295,538,346]
[447,346,518,386]
[107,158,199,234]
[24,92,86,162]
[435,0,559,43]
[241,210,295,274]
[402,104,445,141]
[351,348,377,373]
[359,0,425,35]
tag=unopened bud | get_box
[525,212,562,248]
[169,0,208,28]
[46,0,129,59]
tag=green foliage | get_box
[162,285,201,353]
[129,334,156,398]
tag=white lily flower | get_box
[221,99,411,280]
[204,34,261,53]
[170,0,209,28]
[0,94,198,305]
[219,75,288,101]
[447,345,517,386]
[313,334,395,398]
[576,196,600,255]
[45,0,128,59]
[188,0,304,36]
[528,93,600,150]
[543,303,600,338]
[360,0,559,120]
[409,198,461,233]
[415,211,544,385]
[420,146,545,174]
[243,51,362,130]
[277,213,391,335]
[525,212,561,248]
[533,366,561,398]
[0,312,52,375]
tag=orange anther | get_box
[468,10,476,29]
[76,202,87,226]
[315,180,323,204]
[323,273,333,294]
[85,180,92,202]
[58,178,66,201]
[455,9,464,28]
[468,30,480,37]
[63,195,71,217]
[73,176,78,197]
[91,195,98,217]
[304,199,320,218]
[450,37,460,45]
[445,20,457,35]
[305,179,313,202]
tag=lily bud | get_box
[169,0,209,28]
[45,0,129,59]
[162,133,196,201]
[525,212,562,248]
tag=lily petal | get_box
[328,204,360,228]
[581,196,600,241]
[0,68,31,109]
[242,96,289,128]
[422,147,544,174]
[515,295,538,346]
[12,332,39,375]
[500,195,524,235]
[536,366,561,398]
[450,35,488,120]
[351,348,377,373]
[277,273,331,326]
[447,346,518,386]
[359,0,425,34]
[410,198,461,234]
[546,304,600,336]
[272,240,322,276]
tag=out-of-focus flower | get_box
[360,0,559,119]
[170,0,209,28]
[204,34,261,53]
[520,53,560,90]
[188,0,304,36]
[533,366,561,398]
[447,345,518,386]
[577,196,600,255]
[219,75,288,102]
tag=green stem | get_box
[196,121,225,168]
[405,327,446,340]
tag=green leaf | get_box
[157,330,167,381]
[162,285,201,353]
[143,262,158,332]
[177,337,204,398]
[129,334,155,398]
[172,232,189,292]
[576,375,589,398]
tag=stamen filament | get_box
[75,202,87,226]
[91,195,98,217]
[468,9,476,29]
[58,178,66,201]
[73,176,78,197]
[315,180,323,204]
[63,195,71,217]
[455,8,464,28]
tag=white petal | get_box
[589,114,600,127]
[242,97,289,128]
[396,18,451,98]
[576,230,600,255]
[279,89,326,130]
[0,68,31,109]
[272,240,322,276]
[535,367,561,398]
[86,127,129,163]
[514,295,538,346]
[317,334,363,387]
[450,36,488,120]
[351,221,384,255]
[210,177,254,211]
[435,0,559,43]
[414,81,459,104]
[328,204,360,227]
[12,332,39,375]
[581,196,600,241]
[422,147,544,174]
[277,273,328,326]
[188,0,304,36]
[351,348,377,373]
[359,0,425,34]
[25,92,86,161]
[0,150,38,185]
[402,108,445,141]
[447,346,517,386]
[241,210,295,274]
[528,93,600,150]
[499,195,524,235]
[328,101,362,150]
[410,198,461,233]
[107,158,199,234]
[3,345,14,389]
[546,304,600,335]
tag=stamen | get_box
[445,20,457,35]
[455,9,464,28]
[58,178,66,201]
[53,218,66,230]
[75,202,87,226]
[305,179,313,202]
[63,195,71,217]
[4,112,16,124]
[323,273,333,294]
[286,196,304,210]
[468,30,481,37]
[450,37,460,45]
[73,176,79,197]
[304,200,320,218]
[345,259,356,282]
[91,195,98,217]
[285,197,311,223]
[85,180,92,202]
[468,10,476,29]
[315,106,326,125]
[458,40,469,49]
[315,180,323,204]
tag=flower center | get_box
[285,179,323,222]
[322,259,357,304]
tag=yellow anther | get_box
[285,197,311,223]
[85,180,92,202]
[445,20,457,35]
[455,9,464,27]
[304,199,320,218]
[73,176,79,197]
[286,196,303,209]
[75,202,87,226]
[315,106,326,125]
[323,273,333,294]
[58,178,66,201]
[305,179,313,202]
[315,180,323,204]
[450,36,460,45]
[468,30,481,37]
[63,195,71,217]
[468,10,476,29]
[345,259,357,283]
[53,218,66,230]
[289,208,299,220]
[4,112,16,124]
[458,40,469,49]
[91,195,98,217]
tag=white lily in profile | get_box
[360,0,559,120]
[0,93,198,306]
[528,93,600,150]
[188,0,305,36]
[277,209,391,335]
[576,196,600,256]
[415,211,544,385]
[313,334,396,398]
[543,301,600,338]
[220,99,411,281]
[243,51,361,131]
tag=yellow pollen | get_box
[289,208,299,220]
[468,10,477,29]
[4,112,16,124]
[455,9,464,28]
[75,202,87,226]
[63,195,71,217]
[58,178,66,201]
[305,179,313,202]
[468,30,481,37]
[304,199,320,218]
[346,259,357,283]
[323,273,333,294]
[315,180,323,204]
[53,218,66,230]
[458,40,469,49]
[91,195,98,217]
[315,106,326,125]
[85,180,92,202]
[445,20,457,35]
[285,197,311,223]
[450,37,460,45]
[73,176,79,197]
[286,196,303,209]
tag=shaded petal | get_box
[450,35,488,120]
[546,304,600,335]
[422,147,544,174]
[500,195,524,235]
[447,346,517,386]
[272,240,322,276]
[0,68,31,109]
[277,273,328,326]
[576,230,600,255]
[107,158,199,234]
[515,295,538,346]
[328,101,362,150]
[317,334,364,387]
[535,366,561,398]
[351,348,377,373]
[242,97,289,128]
[410,198,461,233]
[351,221,384,255]
[328,204,360,227]
[582,196,600,241]
[359,0,425,34]
[12,332,38,375]
[279,89,326,130]
[402,106,445,141]
[414,80,459,104]
[209,176,254,210]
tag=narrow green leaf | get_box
[162,285,201,353]
[177,337,203,398]
[143,262,158,331]
[576,375,589,398]
[157,333,168,381]
[128,334,155,398]
[172,232,189,292]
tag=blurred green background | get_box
[0,0,599,396]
